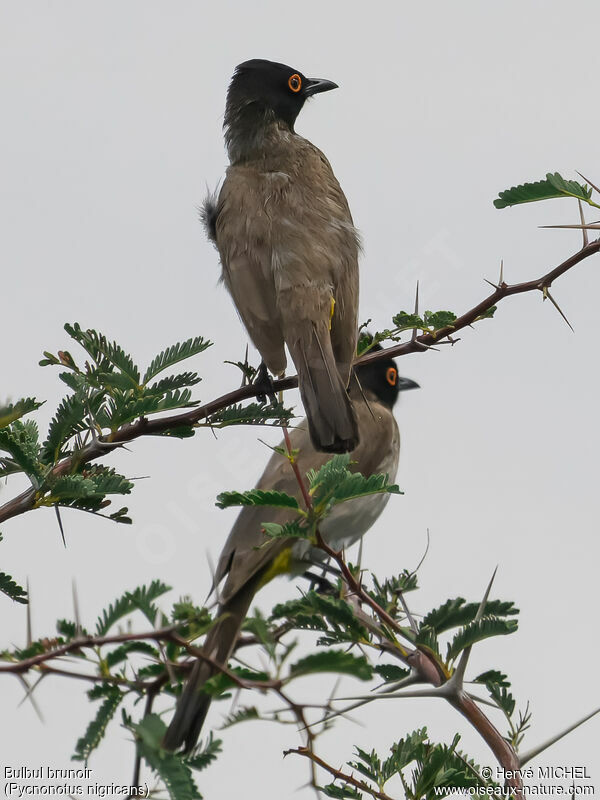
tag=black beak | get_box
[304,77,338,97]
[397,377,420,392]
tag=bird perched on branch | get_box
[202,59,361,453]
[163,348,419,753]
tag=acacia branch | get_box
[313,533,522,796]
[284,746,396,800]
[0,238,598,527]
[0,624,180,674]
[358,235,600,366]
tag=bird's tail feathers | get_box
[163,590,252,753]
[288,324,358,454]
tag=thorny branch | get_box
[285,746,396,800]
[1,237,599,797]
[312,532,522,796]
[278,420,523,796]
[1,237,599,526]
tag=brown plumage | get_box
[163,352,419,752]
[206,59,360,453]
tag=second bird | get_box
[204,59,360,453]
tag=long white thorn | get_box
[26,578,32,646]
[519,705,600,766]
[540,222,600,230]
[484,278,500,290]
[306,674,422,729]
[72,579,81,637]
[543,287,574,333]
[577,200,589,248]
[16,674,45,722]
[451,566,498,689]
[411,281,420,341]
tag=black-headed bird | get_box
[163,349,418,752]
[204,59,360,453]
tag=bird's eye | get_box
[386,367,397,387]
[288,73,302,93]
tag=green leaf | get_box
[473,669,510,687]
[151,425,196,439]
[105,641,158,668]
[447,616,518,661]
[95,580,170,635]
[206,401,293,428]
[0,572,28,604]
[215,489,299,511]
[330,472,401,505]
[202,666,270,698]
[0,398,43,429]
[241,610,278,659]
[475,305,497,321]
[308,453,351,502]
[307,455,401,513]
[109,507,133,524]
[58,371,86,391]
[488,682,516,717]
[94,371,141,392]
[423,598,518,635]
[87,682,124,701]
[224,358,258,382]
[423,310,457,330]
[373,663,410,684]
[494,172,593,209]
[72,686,123,763]
[184,732,223,771]
[272,592,369,645]
[146,372,202,395]
[64,323,140,385]
[99,388,198,429]
[369,572,419,615]
[41,394,87,463]
[391,311,424,329]
[56,619,88,638]
[261,520,307,539]
[143,336,211,384]
[128,580,171,626]
[50,467,133,512]
[220,706,260,729]
[348,747,382,783]
[414,624,440,656]
[388,728,429,770]
[132,714,202,800]
[0,421,43,480]
[289,651,372,681]
[85,466,133,496]
[322,784,363,799]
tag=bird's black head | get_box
[224,59,337,138]
[355,345,419,409]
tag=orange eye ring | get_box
[288,73,302,93]
[386,367,397,387]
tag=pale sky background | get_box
[1,1,599,797]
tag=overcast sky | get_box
[1,2,599,797]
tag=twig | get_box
[0,624,181,674]
[285,746,395,800]
[1,238,599,526]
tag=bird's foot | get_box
[301,569,337,595]
[253,361,277,404]
[302,570,335,594]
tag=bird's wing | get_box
[216,168,287,375]
[215,397,399,604]
[215,419,327,604]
